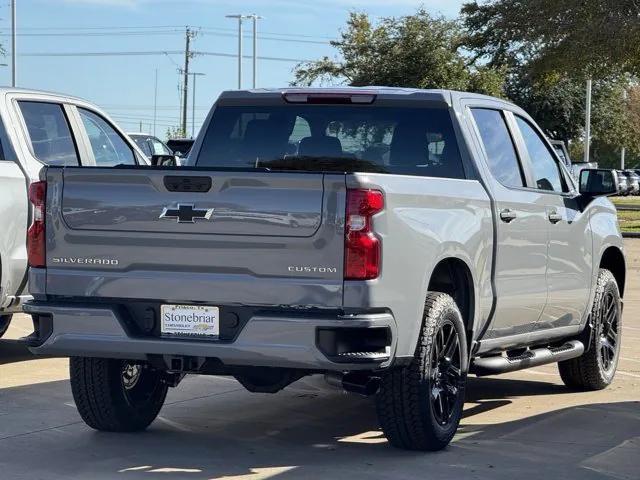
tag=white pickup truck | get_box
[0,88,149,337]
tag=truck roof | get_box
[0,86,91,104]
[217,86,518,108]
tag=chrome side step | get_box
[471,340,584,377]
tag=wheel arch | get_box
[0,252,5,307]
[427,257,476,349]
[599,245,626,297]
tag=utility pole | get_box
[11,0,16,87]
[249,14,263,88]
[190,72,205,138]
[181,27,196,137]
[153,69,158,137]
[621,89,628,170]
[584,78,592,163]
[226,14,250,89]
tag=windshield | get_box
[196,105,465,178]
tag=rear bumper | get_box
[24,302,397,371]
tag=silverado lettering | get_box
[52,257,119,266]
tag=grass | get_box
[609,196,640,233]
[616,208,640,233]
[611,196,640,207]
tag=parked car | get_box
[129,132,184,166]
[571,161,599,181]
[622,170,640,195]
[128,133,172,159]
[166,138,195,158]
[0,88,150,337]
[26,88,625,452]
[615,170,630,195]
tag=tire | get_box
[70,357,168,432]
[558,269,622,391]
[376,292,468,451]
[0,314,12,338]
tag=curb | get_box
[622,232,640,238]
[615,206,640,211]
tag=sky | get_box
[0,0,466,138]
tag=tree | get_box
[461,0,640,79]
[165,125,185,140]
[462,0,640,166]
[292,10,505,97]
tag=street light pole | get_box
[621,89,628,170]
[584,78,592,163]
[249,14,263,88]
[11,0,16,87]
[190,72,205,138]
[153,69,158,137]
[226,14,249,89]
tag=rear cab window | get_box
[196,103,465,179]
[18,101,79,166]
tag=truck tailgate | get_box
[44,167,346,307]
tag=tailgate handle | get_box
[164,176,212,193]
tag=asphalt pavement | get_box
[1,242,639,480]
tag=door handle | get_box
[499,209,517,223]
[548,211,562,224]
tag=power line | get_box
[111,112,206,120]
[101,105,210,110]
[19,50,313,62]
[0,24,335,41]
[0,30,183,37]
[196,51,311,63]
[0,30,332,45]
[20,50,185,57]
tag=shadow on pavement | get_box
[0,340,34,365]
[0,373,638,479]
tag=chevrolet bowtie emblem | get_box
[159,204,214,223]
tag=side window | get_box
[78,108,136,166]
[471,108,524,188]
[515,116,565,192]
[19,101,79,166]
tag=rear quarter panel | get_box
[343,173,493,358]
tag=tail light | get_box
[344,189,383,280]
[27,181,46,268]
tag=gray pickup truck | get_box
[25,88,625,451]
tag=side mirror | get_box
[151,154,178,167]
[579,169,619,197]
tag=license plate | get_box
[161,304,220,337]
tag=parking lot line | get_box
[621,357,640,363]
